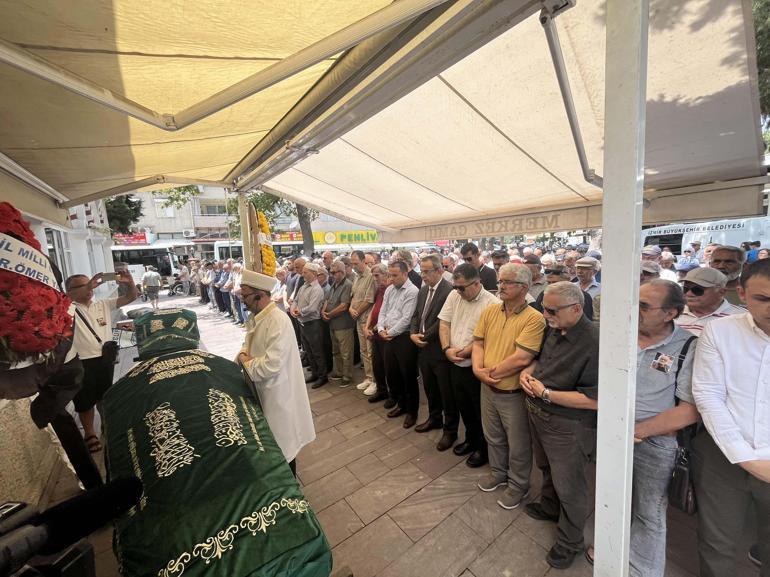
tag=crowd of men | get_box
[178,238,769,576]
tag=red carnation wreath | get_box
[0,202,73,364]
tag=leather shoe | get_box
[305,374,319,384]
[525,502,559,523]
[311,377,328,389]
[387,406,406,418]
[414,419,442,433]
[465,450,488,468]
[368,391,389,403]
[403,414,417,429]
[436,432,457,452]
[383,398,397,410]
[452,441,474,456]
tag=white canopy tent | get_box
[0,0,766,575]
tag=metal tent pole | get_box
[237,192,253,270]
[594,0,648,574]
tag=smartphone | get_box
[102,272,119,282]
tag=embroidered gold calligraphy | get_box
[144,402,199,478]
[126,428,147,511]
[239,396,264,452]
[208,389,247,447]
[172,318,189,330]
[150,319,164,333]
[147,354,211,384]
[157,499,310,577]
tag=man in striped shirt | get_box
[675,268,744,335]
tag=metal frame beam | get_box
[0,151,68,203]
[234,0,544,191]
[0,0,449,131]
[60,175,228,208]
[594,0,649,575]
[540,1,603,188]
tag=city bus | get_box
[111,243,183,287]
[213,239,442,262]
[641,216,770,255]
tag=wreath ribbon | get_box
[0,232,59,291]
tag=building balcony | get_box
[192,213,229,228]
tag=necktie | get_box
[420,287,434,333]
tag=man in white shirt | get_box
[66,271,137,453]
[439,263,500,467]
[692,259,770,577]
[675,267,745,335]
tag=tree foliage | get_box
[105,195,143,234]
[155,185,201,209]
[756,0,770,127]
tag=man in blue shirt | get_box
[377,260,420,428]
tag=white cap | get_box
[304,262,321,274]
[241,269,277,292]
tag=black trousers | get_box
[449,363,486,451]
[527,399,595,553]
[300,320,327,378]
[323,321,333,374]
[199,282,209,304]
[372,338,389,395]
[384,333,419,415]
[50,411,103,490]
[692,429,770,577]
[418,352,457,432]
[213,287,226,312]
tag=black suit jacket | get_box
[409,278,453,358]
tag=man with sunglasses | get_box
[627,279,700,575]
[438,263,501,467]
[676,268,744,336]
[409,254,455,447]
[238,269,315,476]
[519,281,599,568]
[460,242,498,292]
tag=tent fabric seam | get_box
[436,74,591,201]
[338,137,480,212]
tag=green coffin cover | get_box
[103,349,331,577]
[134,309,201,361]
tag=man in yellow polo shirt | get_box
[473,263,545,510]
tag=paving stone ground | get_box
[46,293,758,577]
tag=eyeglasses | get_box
[497,279,526,287]
[453,281,478,292]
[67,283,90,291]
[543,303,577,315]
[462,256,474,262]
[543,269,560,275]
[681,284,706,296]
[442,265,450,270]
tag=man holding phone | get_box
[65,271,137,453]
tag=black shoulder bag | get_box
[75,308,119,366]
[668,335,698,515]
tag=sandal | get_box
[585,545,594,566]
[84,435,102,453]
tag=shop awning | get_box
[0,0,765,235]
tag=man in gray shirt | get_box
[623,279,699,575]
[323,261,355,387]
[291,262,327,388]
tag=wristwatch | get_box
[541,387,552,404]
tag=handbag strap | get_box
[674,334,698,448]
[74,308,102,344]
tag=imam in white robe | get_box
[239,302,315,462]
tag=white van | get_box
[641,216,770,255]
